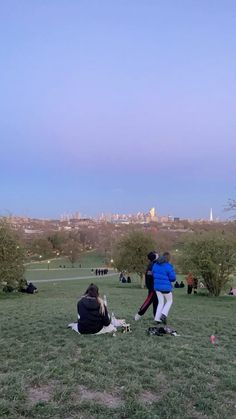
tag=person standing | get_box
[152,252,176,324]
[186,272,193,294]
[134,252,159,321]
[193,276,198,294]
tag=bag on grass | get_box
[147,326,178,336]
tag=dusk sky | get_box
[1,1,235,219]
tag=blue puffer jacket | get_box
[152,256,176,292]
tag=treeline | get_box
[1,217,236,295]
[10,219,236,266]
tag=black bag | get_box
[147,327,164,336]
[147,326,177,336]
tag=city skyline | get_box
[1,206,225,223]
[1,1,235,219]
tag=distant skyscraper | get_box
[148,207,158,222]
[210,208,213,222]
[149,207,155,218]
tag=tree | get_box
[113,231,156,287]
[47,232,67,253]
[79,230,88,251]
[64,233,82,267]
[180,232,236,296]
[30,237,54,259]
[226,199,236,218]
[0,220,25,292]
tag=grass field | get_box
[0,257,236,418]
[25,251,107,270]
[25,252,111,284]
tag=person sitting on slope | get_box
[77,284,116,335]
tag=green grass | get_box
[25,251,110,283]
[0,270,236,418]
[26,251,106,270]
[25,268,107,283]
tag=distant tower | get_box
[149,207,155,219]
[148,207,158,222]
[210,208,213,222]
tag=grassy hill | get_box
[0,255,235,418]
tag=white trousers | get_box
[96,323,117,335]
[68,322,116,335]
[154,291,173,321]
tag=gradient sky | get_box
[1,1,236,219]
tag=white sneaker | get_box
[134,313,141,321]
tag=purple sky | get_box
[1,1,236,219]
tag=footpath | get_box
[33,272,118,283]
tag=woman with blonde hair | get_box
[77,283,116,334]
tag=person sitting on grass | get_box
[174,280,180,288]
[77,284,116,335]
[152,252,176,325]
[19,280,38,294]
[179,281,185,288]
[228,287,236,296]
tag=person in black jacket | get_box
[77,284,116,335]
[19,281,38,294]
[134,252,159,321]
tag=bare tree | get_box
[226,199,236,218]
[64,233,82,267]
[113,231,156,287]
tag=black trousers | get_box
[187,285,193,294]
[138,290,158,317]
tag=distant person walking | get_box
[186,272,193,294]
[152,252,176,324]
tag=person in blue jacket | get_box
[152,252,176,324]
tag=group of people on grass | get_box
[174,280,185,288]
[95,268,109,276]
[69,250,178,335]
[119,272,131,283]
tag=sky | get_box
[0,0,236,220]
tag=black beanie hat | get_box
[147,251,157,262]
